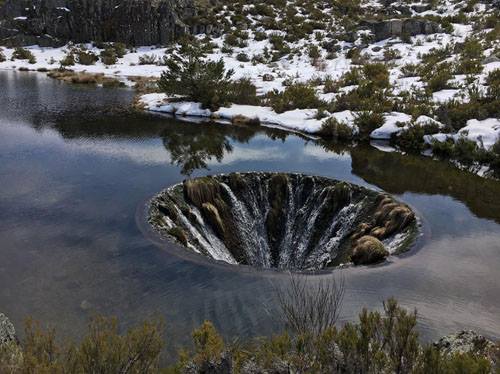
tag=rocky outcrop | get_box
[0,0,219,47]
[362,18,441,41]
[149,173,417,270]
[435,331,499,371]
[0,312,16,346]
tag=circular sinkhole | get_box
[148,173,418,271]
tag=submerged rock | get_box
[149,173,418,271]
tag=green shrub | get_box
[235,52,250,62]
[486,69,500,100]
[308,45,321,60]
[431,138,456,158]
[436,97,499,130]
[393,125,426,152]
[111,42,127,58]
[138,54,158,65]
[342,67,362,86]
[158,47,235,111]
[0,316,164,373]
[228,78,260,105]
[0,48,5,63]
[100,48,118,65]
[455,57,483,74]
[12,47,36,63]
[424,63,453,92]
[453,136,481,166]
[354,111,384,140]
[266,83,323,113]
[254,31,267,41]
[431,136,488,167]
[75,50,98,65]
[318,117,353,140]
[60,53,75,66]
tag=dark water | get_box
[0,71,499,355]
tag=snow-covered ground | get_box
[0,0,498,152]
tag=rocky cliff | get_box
[0,0,215,47]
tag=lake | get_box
[0,70,499,356]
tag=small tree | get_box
[158,46,235,111]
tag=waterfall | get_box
[149,173,418,270]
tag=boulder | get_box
[0,312,16,345]
[483,54,500,64]
[362,18,441,41]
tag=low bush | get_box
[12,47,36,63]
[266,83,323,113]
[486,68,500,100]
[75,50,98,65]
[424,63,453,92]
[436,97,499,130]
[235,52,249,62]
[1,300,494,373]
[138,54,158,65]
[60,53,75,66]
[0,48,5,63]
[431,136,494,168]
[228,78,260,105]
[0,316,164,373]
[100,48,118,65]
[354,111,384,140]
[318,117,354,140]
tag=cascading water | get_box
[148,173,418,270]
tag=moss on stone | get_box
[184,177,222,208]
[201,202,225,239]
[168,226,188,246]
[350,235,389,265]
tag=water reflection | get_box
[37,107,500,223]
[1,72,499,348]
[351,147,500,223]
[160,123,289,176]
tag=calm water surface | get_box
[0,71,499,354]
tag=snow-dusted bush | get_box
[75,50,98,65]
[12,47,36,64]
[318,117,353,140]
[266,83,323,113]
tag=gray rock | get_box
[0,0,218,47]
[0,313,16,345]
[362,18,441,41]
[435,330,499,370]
[483,54,500,64]
[411,4,432,13]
